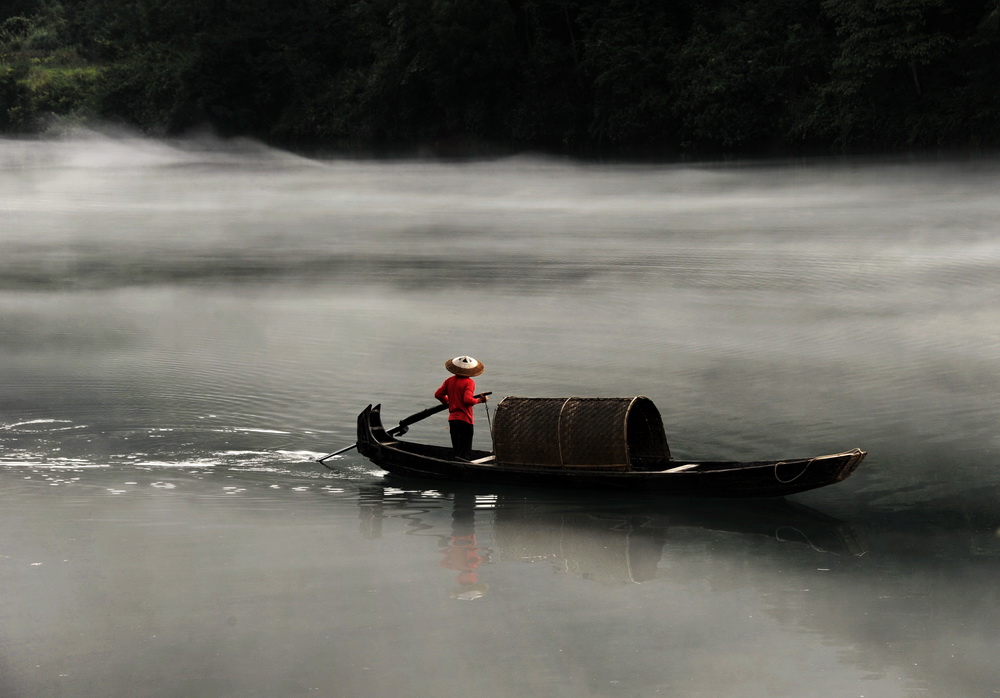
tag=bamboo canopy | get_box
[492,396,670,470]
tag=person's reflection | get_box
[440,492,490,600]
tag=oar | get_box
[316,392,492,465]
[316,442,361,462]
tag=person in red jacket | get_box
[434,355,488,460]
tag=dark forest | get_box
[2,0,998,155]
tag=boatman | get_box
[434,356,488,461]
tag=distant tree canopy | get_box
[2,0,999,154]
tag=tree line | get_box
[2,0,998,155]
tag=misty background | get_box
[2,132,999,697]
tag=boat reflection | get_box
[356,485,866,597]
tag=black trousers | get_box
[449,420,474,460]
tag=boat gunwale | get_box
[376,437,863,477]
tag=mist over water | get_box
[2,131,999,697]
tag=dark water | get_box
[2,131,999,697]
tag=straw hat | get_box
[446,355,484,377]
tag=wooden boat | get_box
[354,396,866,498]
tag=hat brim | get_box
[445,358,485,377]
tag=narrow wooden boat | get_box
[355,396,866,498]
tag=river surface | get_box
[2,132,999,697]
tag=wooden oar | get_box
[316,442,362,463]
[316,392,492,465]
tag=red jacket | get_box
[434,375,481,424]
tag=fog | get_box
[2,131,999,697]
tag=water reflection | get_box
[5,135,1000,697]
[439,495,491,600]
[357,485,866,597]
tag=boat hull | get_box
[355,405,866,498]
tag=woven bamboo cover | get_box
[492,396,669,470]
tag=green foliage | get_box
[579,0,683,147]
[0,60,100,131]
[671,0,834,149]
[27,63,99,111]
[957,1,1000,145]
[91,42,192,133]
[813,0,955,147]
[3,0,1000,153]
[505,0,591,147]
[1,2,99,132]
[1,1,42,24]
[0,64,32,130]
